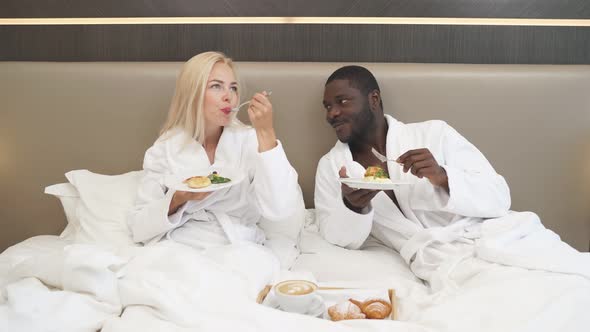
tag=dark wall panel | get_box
[1,1,589,63]
[1,0,590,19]
[1,25,589,64]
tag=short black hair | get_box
[326,65,381,95]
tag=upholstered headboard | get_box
[1,62,589,251]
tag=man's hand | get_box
[339,166,379,214]
[397,148,449,192]
[168,191,211,216]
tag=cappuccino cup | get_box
[273,280,319,314]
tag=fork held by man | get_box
[371,147,402,165]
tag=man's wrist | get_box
[437,166,450,193]
[343,197,371,214]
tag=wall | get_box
[1,0,589,63]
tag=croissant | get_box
[349,298,392,319]
[327,300,366,321]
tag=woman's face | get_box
[202,62,239,128]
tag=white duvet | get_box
[1,229,589,332]
[0,236,429,332]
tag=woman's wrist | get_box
[255,128,277,152]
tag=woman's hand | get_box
[168,190,211,216]
[247,91,277,152]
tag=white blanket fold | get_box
[2,277,121,332]
[476,211,590,279]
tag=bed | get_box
[1,62,589,331]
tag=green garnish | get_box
[208,172,231,184]
[374,169,389,179]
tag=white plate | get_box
[164,169,245,193]
[339,178,412,190]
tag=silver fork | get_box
[230,91,273,113]
[371,147,402,164]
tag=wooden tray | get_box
[257,285,398,320]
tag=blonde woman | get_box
[128,52,300,251]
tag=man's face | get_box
[323,79,374,143]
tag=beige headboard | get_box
[1,62,589,252]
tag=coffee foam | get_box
[276,280,316,296]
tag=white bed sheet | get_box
[292,228,423,287]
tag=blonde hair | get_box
[160,51,243,143]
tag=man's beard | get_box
[347,102,376,145]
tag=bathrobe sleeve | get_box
[314,155,374,249]
[127,138,188,244]
[410,121,511,218]
[248,131,300,222]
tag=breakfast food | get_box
[182,171,231,189]
[349,298,392,319]
[328,298,392,321]
[208,171,231,184]
[364,166,390,183]
[183,176,211,188]
[327,300,366,321]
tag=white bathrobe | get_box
[128,126,299,248]
[315,115,590,287]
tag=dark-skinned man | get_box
[314,66,589,329]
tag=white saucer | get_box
[268,295,325,317]
[300,296,325,317]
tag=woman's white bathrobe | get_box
[128,126,299,248]
[315,115,590,287]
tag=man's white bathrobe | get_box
[128,126,300,249]
[315,115,590,289]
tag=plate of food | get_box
[338,166,411,190]
[164,169,245,193]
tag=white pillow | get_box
[44,170,145,247]
[44,183,81,239]
[65,169,144,247]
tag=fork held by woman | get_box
[231,90,272,112]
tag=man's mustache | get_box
[329,120,347,128]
